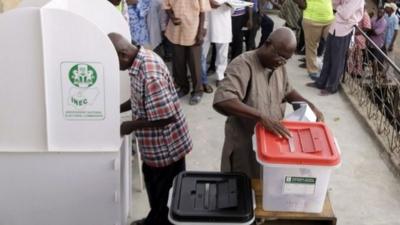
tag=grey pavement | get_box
[130,15,400,225]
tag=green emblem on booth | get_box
[68,64,97,88]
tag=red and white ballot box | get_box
[255,121,341,213]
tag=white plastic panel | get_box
[41,8,120,151]
[0,152,121,225]
[0,8,47,152]
[19,0,131,103]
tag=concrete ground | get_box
[130,15,400,225]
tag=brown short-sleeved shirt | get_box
[213,50,293,178]
[164,0,210,46]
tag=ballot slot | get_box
[194,179,238,211]
[169,171,254,224]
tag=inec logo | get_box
[68,64,97,88]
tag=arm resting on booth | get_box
[121,100,132,113]
[120,116,176,136]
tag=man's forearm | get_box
[214,99,262,121]
[166,9,174,19]
[198,12,205,36]
[121,117,176,135]
[120,100,131,113]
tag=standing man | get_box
[295,0,334,79]
[258,0,275,47]
[201,0,232,88]
[108,33,192,225]
[384,3,399,69]
[308,0,364,95]
[213,28,323,178]
[164,0,211,105]
[368,7,387,74]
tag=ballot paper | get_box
[285,102,317,122]
[226,0,254,9]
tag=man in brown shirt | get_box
[213,27,323,178]
[164,0,210,105]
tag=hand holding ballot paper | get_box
[225,0,254,8]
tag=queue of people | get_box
[105,1,399,225]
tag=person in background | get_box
[384,3,398,52]
[279,0,302,35]
[244,0,261,51]
[295,0,334,80]
[163,0,211,105]
[213,28,323,178]
[307,0,364,95]
[257,0,275,47]
[230,3,252,59]
[127,0,151,46]
[147,0,167,50]
[108,0,129,21]
[368,7,387,74]
[108,33,192,225]
[383,3,399,77]
[201,0,232,89]
[348,6,371,77]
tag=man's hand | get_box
[247,19,253,30]
[259,114,291,139]
[120,121,133,136]
[310,106,324,122]
[171,16,182,25]
[195,31,205,45]
[388,44,394,52]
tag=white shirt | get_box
[205,1,232,43]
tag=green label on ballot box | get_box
[283,176,316,195]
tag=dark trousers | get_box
[316,32,352,93]
[231,14,248,59]
[244,12,260,51]
[258,14,274,47]
[172,44,202,93]
[143,158,186,225]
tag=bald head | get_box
[108,33,131,52]
[108,32,137,70]
[267,27,297,51]
[257,27,297,70]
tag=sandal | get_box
[189,92,203,105]
[203,84,214,94]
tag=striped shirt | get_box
[129,47,192,167]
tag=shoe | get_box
[177,89,189,98]
[298,58,306,62]
[216,80,222,87]
[295,49,305,55]
[207,65,216,73]
[189,92,203,105]
[203,84,213,93]
[306,82,320,89]
[309,73,319,81]
[130,218,146,225]
[299,63,306,69]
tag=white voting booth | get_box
[0,0,133,224]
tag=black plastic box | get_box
[168,171,254,224]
